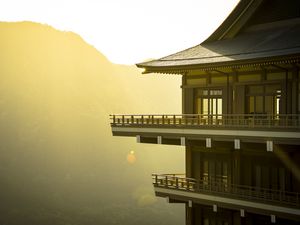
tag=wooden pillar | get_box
[182,75,186,114]
[287,81,293,114]
[223,75,229,114]
[182,75,194,114]
[292,66,299,114]
[281,70,288,114]
[235,85,245,114]
[233,211,242,225]
[232,149,241,185]
[227,74,233,114]
[186,204,193,225]
[186,145,192,178]
[232,71,238,114]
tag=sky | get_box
[0,0,239,65]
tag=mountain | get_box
[0,21,184,225]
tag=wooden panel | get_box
[235,85,245,114]
[183,88,194,114]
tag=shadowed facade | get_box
[110,0,300,224]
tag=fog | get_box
[0,21,184,225]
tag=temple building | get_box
[110,0,300,224]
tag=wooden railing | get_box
[152,174,300,208]
[110,114,300,129]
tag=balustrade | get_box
[152,174,300,208]
[110,114,300,129]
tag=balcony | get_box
[152,174,300,218]
[110,114,300,145]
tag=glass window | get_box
[210,89,222,96]
[202,98,209,114]
[217,98,222,115]
[276,96,280,115]
[195,89,222,115]
[246,84,281,114]
[211,98,217,114]
[202,90,208,95]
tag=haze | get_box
[0,21,186,225]
[0,0,239,64]
[0,1,240,224]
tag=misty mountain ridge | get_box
[0,21,184,225]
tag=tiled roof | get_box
[137,21,300,72]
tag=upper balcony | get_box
[152,174,300,220]
[110,114,300,146]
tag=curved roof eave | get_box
[138,54,300,75]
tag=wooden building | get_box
[110,0,300,224]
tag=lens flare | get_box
[127,150,136,164]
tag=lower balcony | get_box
[152,174,300,220]
[110,114,300,146]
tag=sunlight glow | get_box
[127,150,136,164]
[0,0,239,64]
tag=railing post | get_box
[176,177,179,189]
[112,115,115,124]
[122,115,124,125]
[186,179,189,190]
[165,176,168,187]
[131,115,134,124]
[155,174,158,184]
[146,115,149,124]
[173,115,176,125]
